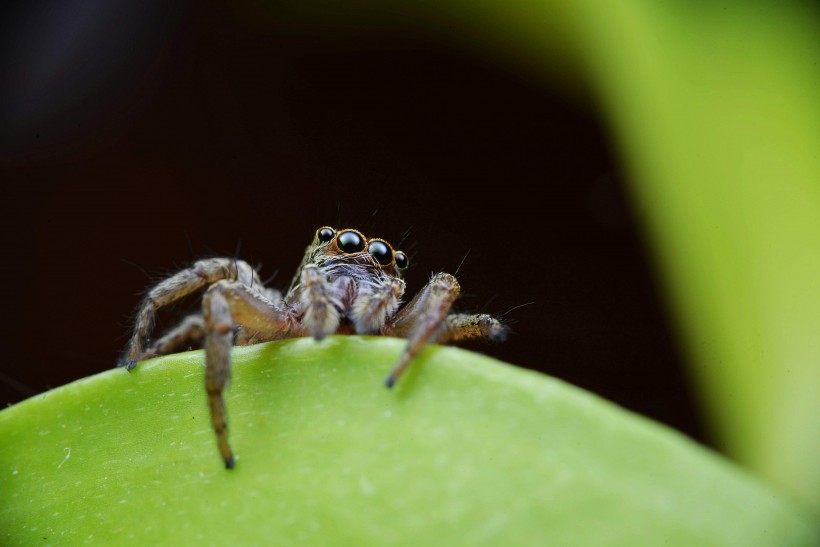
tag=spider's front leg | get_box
[437,313,507,344]
[144,314,206,357]
[383,273,506,387]
[383,272,461,387]
[203,280,291,469]
[119,258,266,369]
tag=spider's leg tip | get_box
[384,376,396,389]
[225,456,235,469]
[118,359,138,371]
[311,327,330,342]
[480,315,508,342]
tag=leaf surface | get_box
[1,337,816,545]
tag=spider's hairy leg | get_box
[383,272,460,388]
[300,264,341,340]
[204,286,234,469]
[203,279,292,469]
[119,258,265,370]
[436,313,507,344]
[145,314,206,357]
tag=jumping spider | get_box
[120,226,506,468]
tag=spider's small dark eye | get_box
[394,251,409,269]
[317,227,335,243]
[337,230,365,253]
[368,240,393,266]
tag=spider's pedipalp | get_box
[299,264,341,340]
[351,276,405,334]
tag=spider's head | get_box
[308,226,409,279]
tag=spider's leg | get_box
[144,314,206,357]
[203,279,291,469]
[435,313,507,344]
[120,258,266,369]
[383,272,460,387]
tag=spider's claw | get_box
[118,359,138,371]
[384,354,412,389]
[225,455,235,469]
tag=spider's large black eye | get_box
[395,251,409,269]
[368,240,393,266]
[317,227,335,243]
[337,230,365,253]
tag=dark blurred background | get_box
[0,2,704,443]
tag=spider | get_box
[120,226,506,468]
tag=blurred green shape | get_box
[438,0,820,510]
[1,338,816,545]
[578,1,820,513]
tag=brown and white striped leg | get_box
[144,314,207,357]
[202,279,291,469]
[435,313,507,344]
[119,258,266,369]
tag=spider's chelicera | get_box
[120,226,506,468]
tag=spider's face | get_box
[307,226,409,280]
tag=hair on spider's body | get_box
[120,226,506,469]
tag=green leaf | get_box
[470,0,820,511]
[1,337,816,545]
